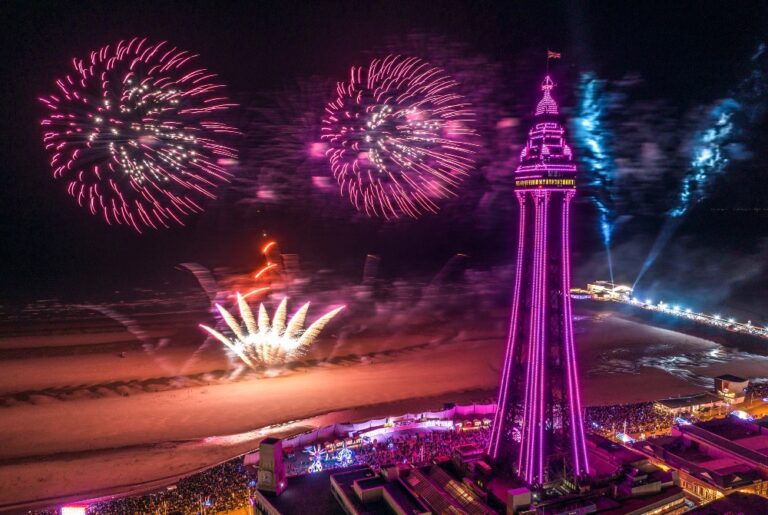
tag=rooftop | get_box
[258,468,347,515]
[404,464,496,514]
[333,467,429,515]
[715,374,748,383]
[599,485,685,515]
[688,492,768,514]
[634,437,762,490]
[588,434,647,465]
[537,485,685,515]
[696,417,763,441]
[655,392,721,410]
[454,443,484,459]
[587,434,650,478]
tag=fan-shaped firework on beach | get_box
[322,55,477,219]
[200,296,344,370]
[39,37,238,231]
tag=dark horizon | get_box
[1,0,767,320]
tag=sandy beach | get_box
[1,305,765,510]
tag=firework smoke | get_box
[234,33,509,229]
[634,43,768,289]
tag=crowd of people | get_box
[84,460,252,514]
[747,381,768,400]
[285,425,491,476]
[585,402,673,436]
[29,425,491,515]
[30,405,686,514]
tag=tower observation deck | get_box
[488,75,589,487]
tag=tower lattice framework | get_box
[488,75,589,486]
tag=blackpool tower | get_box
[488,75,589,486]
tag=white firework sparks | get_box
[200,295,344,370]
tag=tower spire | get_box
[535,76,559,116]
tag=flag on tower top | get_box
[548,50,562,59]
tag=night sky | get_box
[1,0,767,319]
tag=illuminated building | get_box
[634,417,768,502]
[257,438,287,495]
[252,463,497,514]
[489,75,589,486]
[688,492,768,513]
[586,281,633,301]
[654,393,726,419]
[714,374,749,404]
[246,405,690,514]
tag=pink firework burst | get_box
[39,38,239,232]
[322,55,477,219]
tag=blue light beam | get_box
[574,73,617,283]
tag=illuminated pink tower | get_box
[488,76,589,486]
